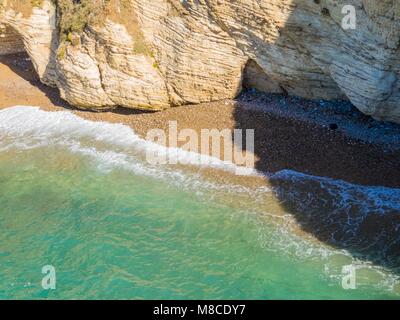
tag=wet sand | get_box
[2,53,400,271]
[1,52,400,188]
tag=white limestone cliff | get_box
[0,0,399,122]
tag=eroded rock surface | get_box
[0,0,399,122]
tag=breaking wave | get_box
[1,106,400,293]
[270,170,400,269]
[0,106,264,196]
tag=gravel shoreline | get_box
[1,53,399,188]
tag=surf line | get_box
[145,120,255,176]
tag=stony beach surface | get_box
[1,53,400,188]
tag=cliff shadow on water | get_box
[1,0,400,273]
[233,0,400,272]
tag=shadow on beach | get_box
[228,0,400,272]
[0,52,154,116]
[0,52,72,109]
[233,91,400,272]
[1,17,400,273]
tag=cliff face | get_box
[0,0,399,122]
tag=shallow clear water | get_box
[0,107,399,299]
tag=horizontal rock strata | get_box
[0,0,399,122]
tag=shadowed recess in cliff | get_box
[204,0,400,121]
[229,0,400,272]
[1,0,399,119]
[0,1,59,85]
[1,0,400,273]
[0,0,62,107]
[0,52,70,108]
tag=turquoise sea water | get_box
[0,106,399,299]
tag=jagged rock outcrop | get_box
[0,0,58,86]
[0,0,399,122]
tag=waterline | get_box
[0,106,399,299]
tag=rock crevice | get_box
[0,0,399,122]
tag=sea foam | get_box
[270,170,400,268]
[0,106,257,173]
[1,106,400,292]
[0,106,266,196]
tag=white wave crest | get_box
[0,106,265,196]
